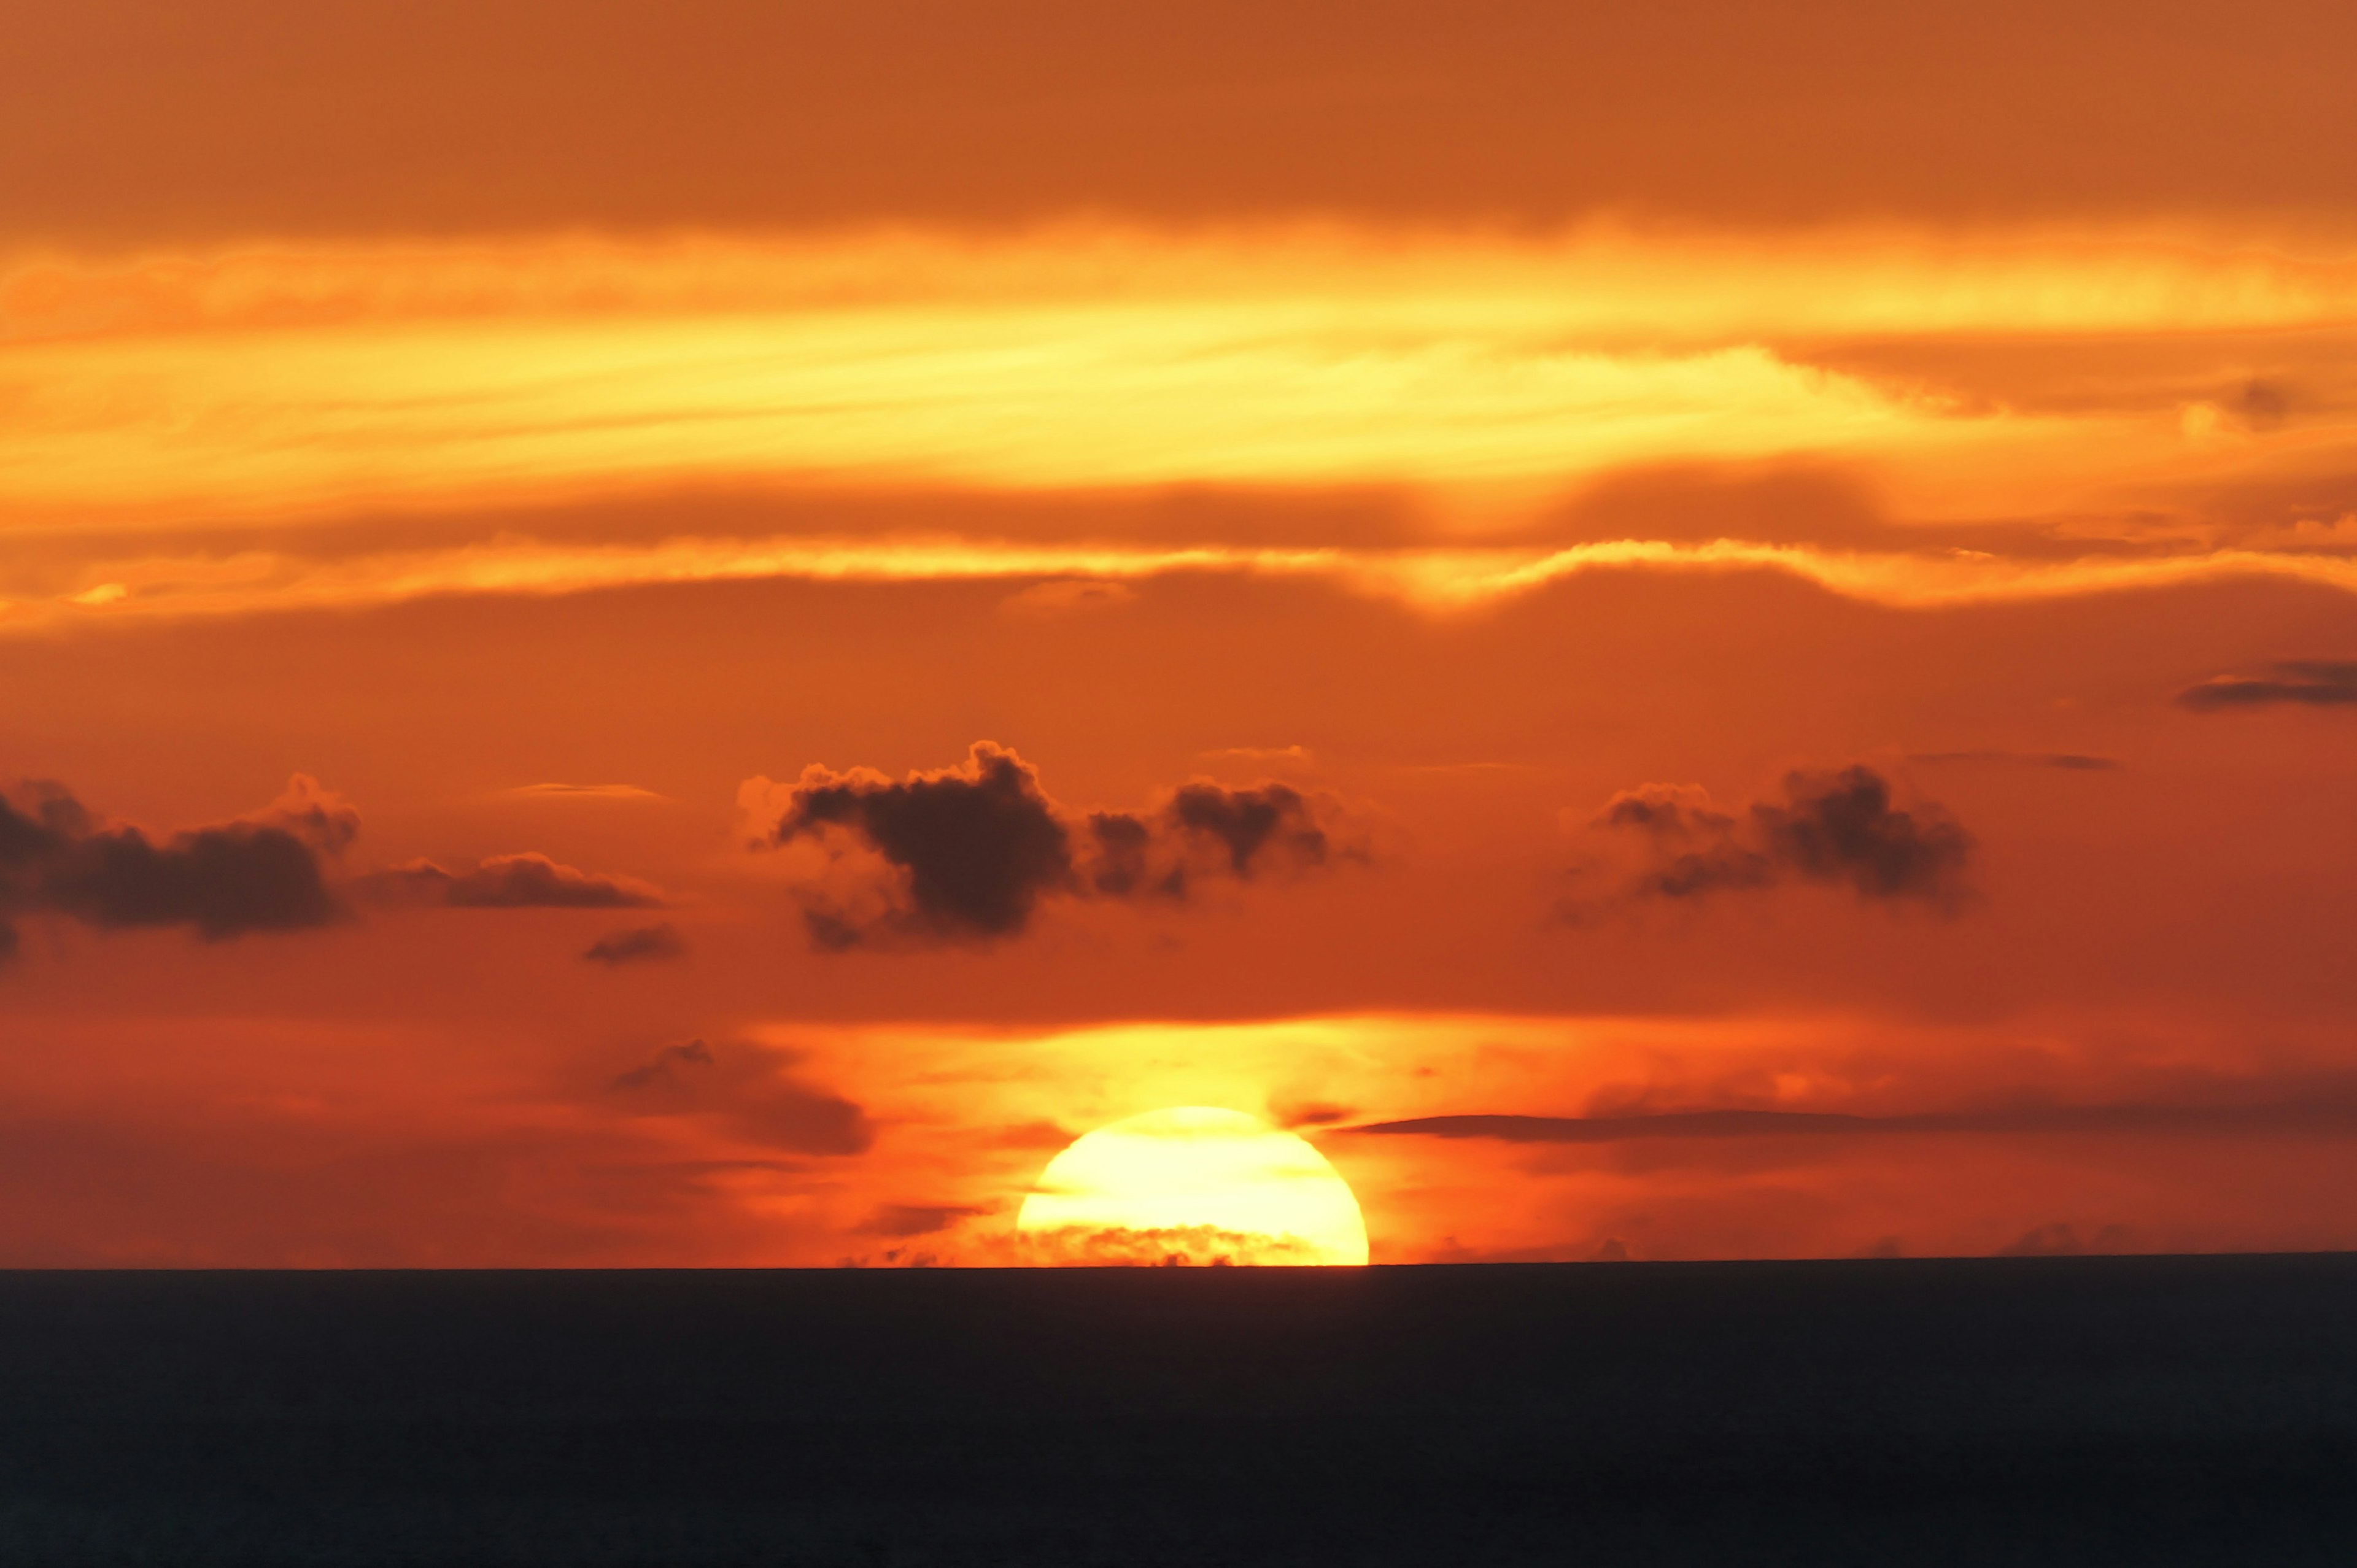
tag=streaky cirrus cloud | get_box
[1346,1097,2357,1145]
[740,742,1365,949]
[5,228,2356,550]
[359,852,666,910]
[0,774,356,952]
[1907,750,2122,771]
[2177,659,2357,710]
[1571,765,1972,913]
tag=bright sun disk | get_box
[1015,1106,1370,1266]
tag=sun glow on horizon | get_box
[1015,1106,1371,1266]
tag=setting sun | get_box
[1015,1107,1371,1266]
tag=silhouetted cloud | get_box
[1909,750,2121,771]
[365,852,665,909]
[744,742,1364,949]
[856,1202,994,1238]
[584,921,686,967]
[1349,1099,2357,1143]
[0,775,354,949]
[611,1038,714,1090]
[610,1038,872,1155]
[1,775,677,965]
[1998,1222,2135,1257]
[2177,660,2357,711]
[1577,765,1971,911]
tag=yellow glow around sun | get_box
[1015,1106,1371,1266]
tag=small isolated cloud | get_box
[2177,660,2357,711]
[583,921,686,967]
[610,1038,872,1155]
[1198,744,1316,767]
[1908,750,2121,771]
[0,774,356,954]
[856,1202,995,1238]
[365,852,666,910]
[1000,578,1136,616]
[1569,764,1971,915]
[501,782,671,802]
[611,1037,714,1090]
[740,742,1367,950]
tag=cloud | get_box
[1348,1097,2357,1143]
[855,1202,994,1238]
[0,774,676,964]
[2177,660,2357,710]
[583,922,686,967]
[364,852,666,909]
[611,1038,714,1091]
[1908,750,2121,771]
[1576,765,1971,911]
[745,742,1365,949]
[0,774,354,949]
[1998,1222,2135,1257]
[610,1038,873,1156]
[501,782,671,802]
[1007,1224,1322,1267]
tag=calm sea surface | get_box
[4,1257,2355,1565]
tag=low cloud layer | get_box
[1574,765,1972,913]
[2177,660,2357,710]
[742,743,1363,949]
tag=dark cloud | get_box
[365,852,665,909]
[0,774,676,966]
[751,742,1364,949]
[856,1202,994,1238]
[0,775,352,948]
[1998,1222,2135,1257]
[1580,765,1971,911]
[2177,660,2357,711]
[611,1038,714,1091]
[1349,1097,2357,1144]
[610,1038,872,1156]
[582,921,686,967]
[1909,750,2121,771]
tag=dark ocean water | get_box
[4,1256,2356,1566]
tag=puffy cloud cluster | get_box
[742,742,1363,949]
[0,775,356,954]
[1576,765,1972,912]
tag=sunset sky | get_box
[7,0,2357,1265]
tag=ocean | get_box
[4,1256,2355,1565]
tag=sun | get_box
[1015,1106,1370,1265]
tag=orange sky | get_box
[6,0,2357,1265]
